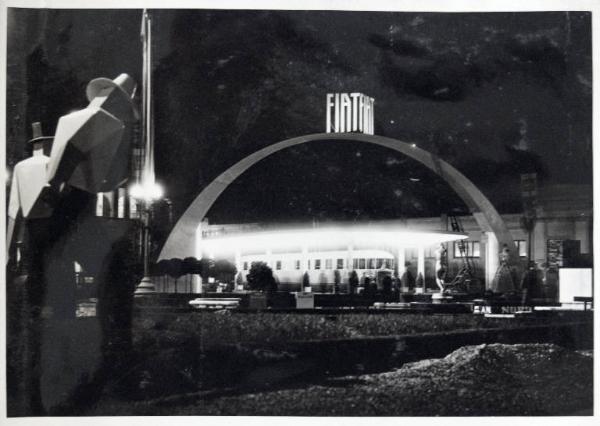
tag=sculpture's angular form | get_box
[9,155,57,220]
[47,107,127,193]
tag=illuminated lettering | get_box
[326,93,375,135]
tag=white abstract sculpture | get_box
[47,74,137,194]
[6,123,57,252]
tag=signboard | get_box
[326,93,375,135]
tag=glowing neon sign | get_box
[326,93,375,135]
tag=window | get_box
[315,259,321,270]
[243,262,248,271]
[325,259,333,269]
[384,258,395,269]
[295,260,301,270]
[454,241,480,258]
[337,258,344,269]
[516,240,527,257]
[358,258,366,269]
[276,260,282,270]
[367,258,377,269]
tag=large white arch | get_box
[158,132,520,276]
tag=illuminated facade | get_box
[197,224,466,291]
[153,184,591,294]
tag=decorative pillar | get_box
[396,247,406,278]
[234,249,242,274]
[417,246,425,280]
[485,232,499,289]
[347,244,354,271]
[302,245,309,271]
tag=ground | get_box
[86,343,593,416]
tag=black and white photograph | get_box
[1,0,597,419]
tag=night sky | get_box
[6,9,592,228]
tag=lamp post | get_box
[133,9,162,296]
[132,182,162,296]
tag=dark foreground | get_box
[86,343,593,416]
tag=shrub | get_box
[349,270,359,294]
[382,275,393,295]
[401,270,415,289]
[247,262,277,292]
[333,269,341,293]
[416,272,424,289]
[302,271,310,289]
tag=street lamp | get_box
[132,181,163,296]
[133,9,162,296]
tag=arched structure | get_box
[158,133,520,281]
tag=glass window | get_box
[243,261,248,271]
[276,260,282,270]
[358,258,366,269]
[352,259,358,269]
[325,259,333,269]
[337,258,344,269]
[315,259,321,270]
[454,241,481,258]
[295,260,301,270]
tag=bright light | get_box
[130,181,163,201]
[198,225,467,255]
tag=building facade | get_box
[156,184,591,294]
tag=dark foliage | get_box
[247,261,277,292]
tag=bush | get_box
[349,270,359,294]
[416,272,425,289]
[382,275,393,295]
[401,270,415,289]
[247,262,277,292]
[302,271,310,289]
[333,269,341,293]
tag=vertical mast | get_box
[140,9,156,188]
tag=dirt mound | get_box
[86,343,593,416]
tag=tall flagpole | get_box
[133,9,163,296]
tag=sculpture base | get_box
[134,276,156,297]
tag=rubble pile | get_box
[185,343,593,416]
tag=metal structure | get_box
[447,214,475,291]
[157,132,522,286]
[133,9,163,296]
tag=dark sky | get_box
[6,9,593,226]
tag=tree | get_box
[213,259,237,284]
[333,269,341,294]
[235,271,244,289]
[382,275,393,295]
[349,270,359,294]
[183,257,202,292]
[401,269,415,289]
[302,271,310,290]
[167,258,184,293]
[416,272,425,291]
[246,261,277,292]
